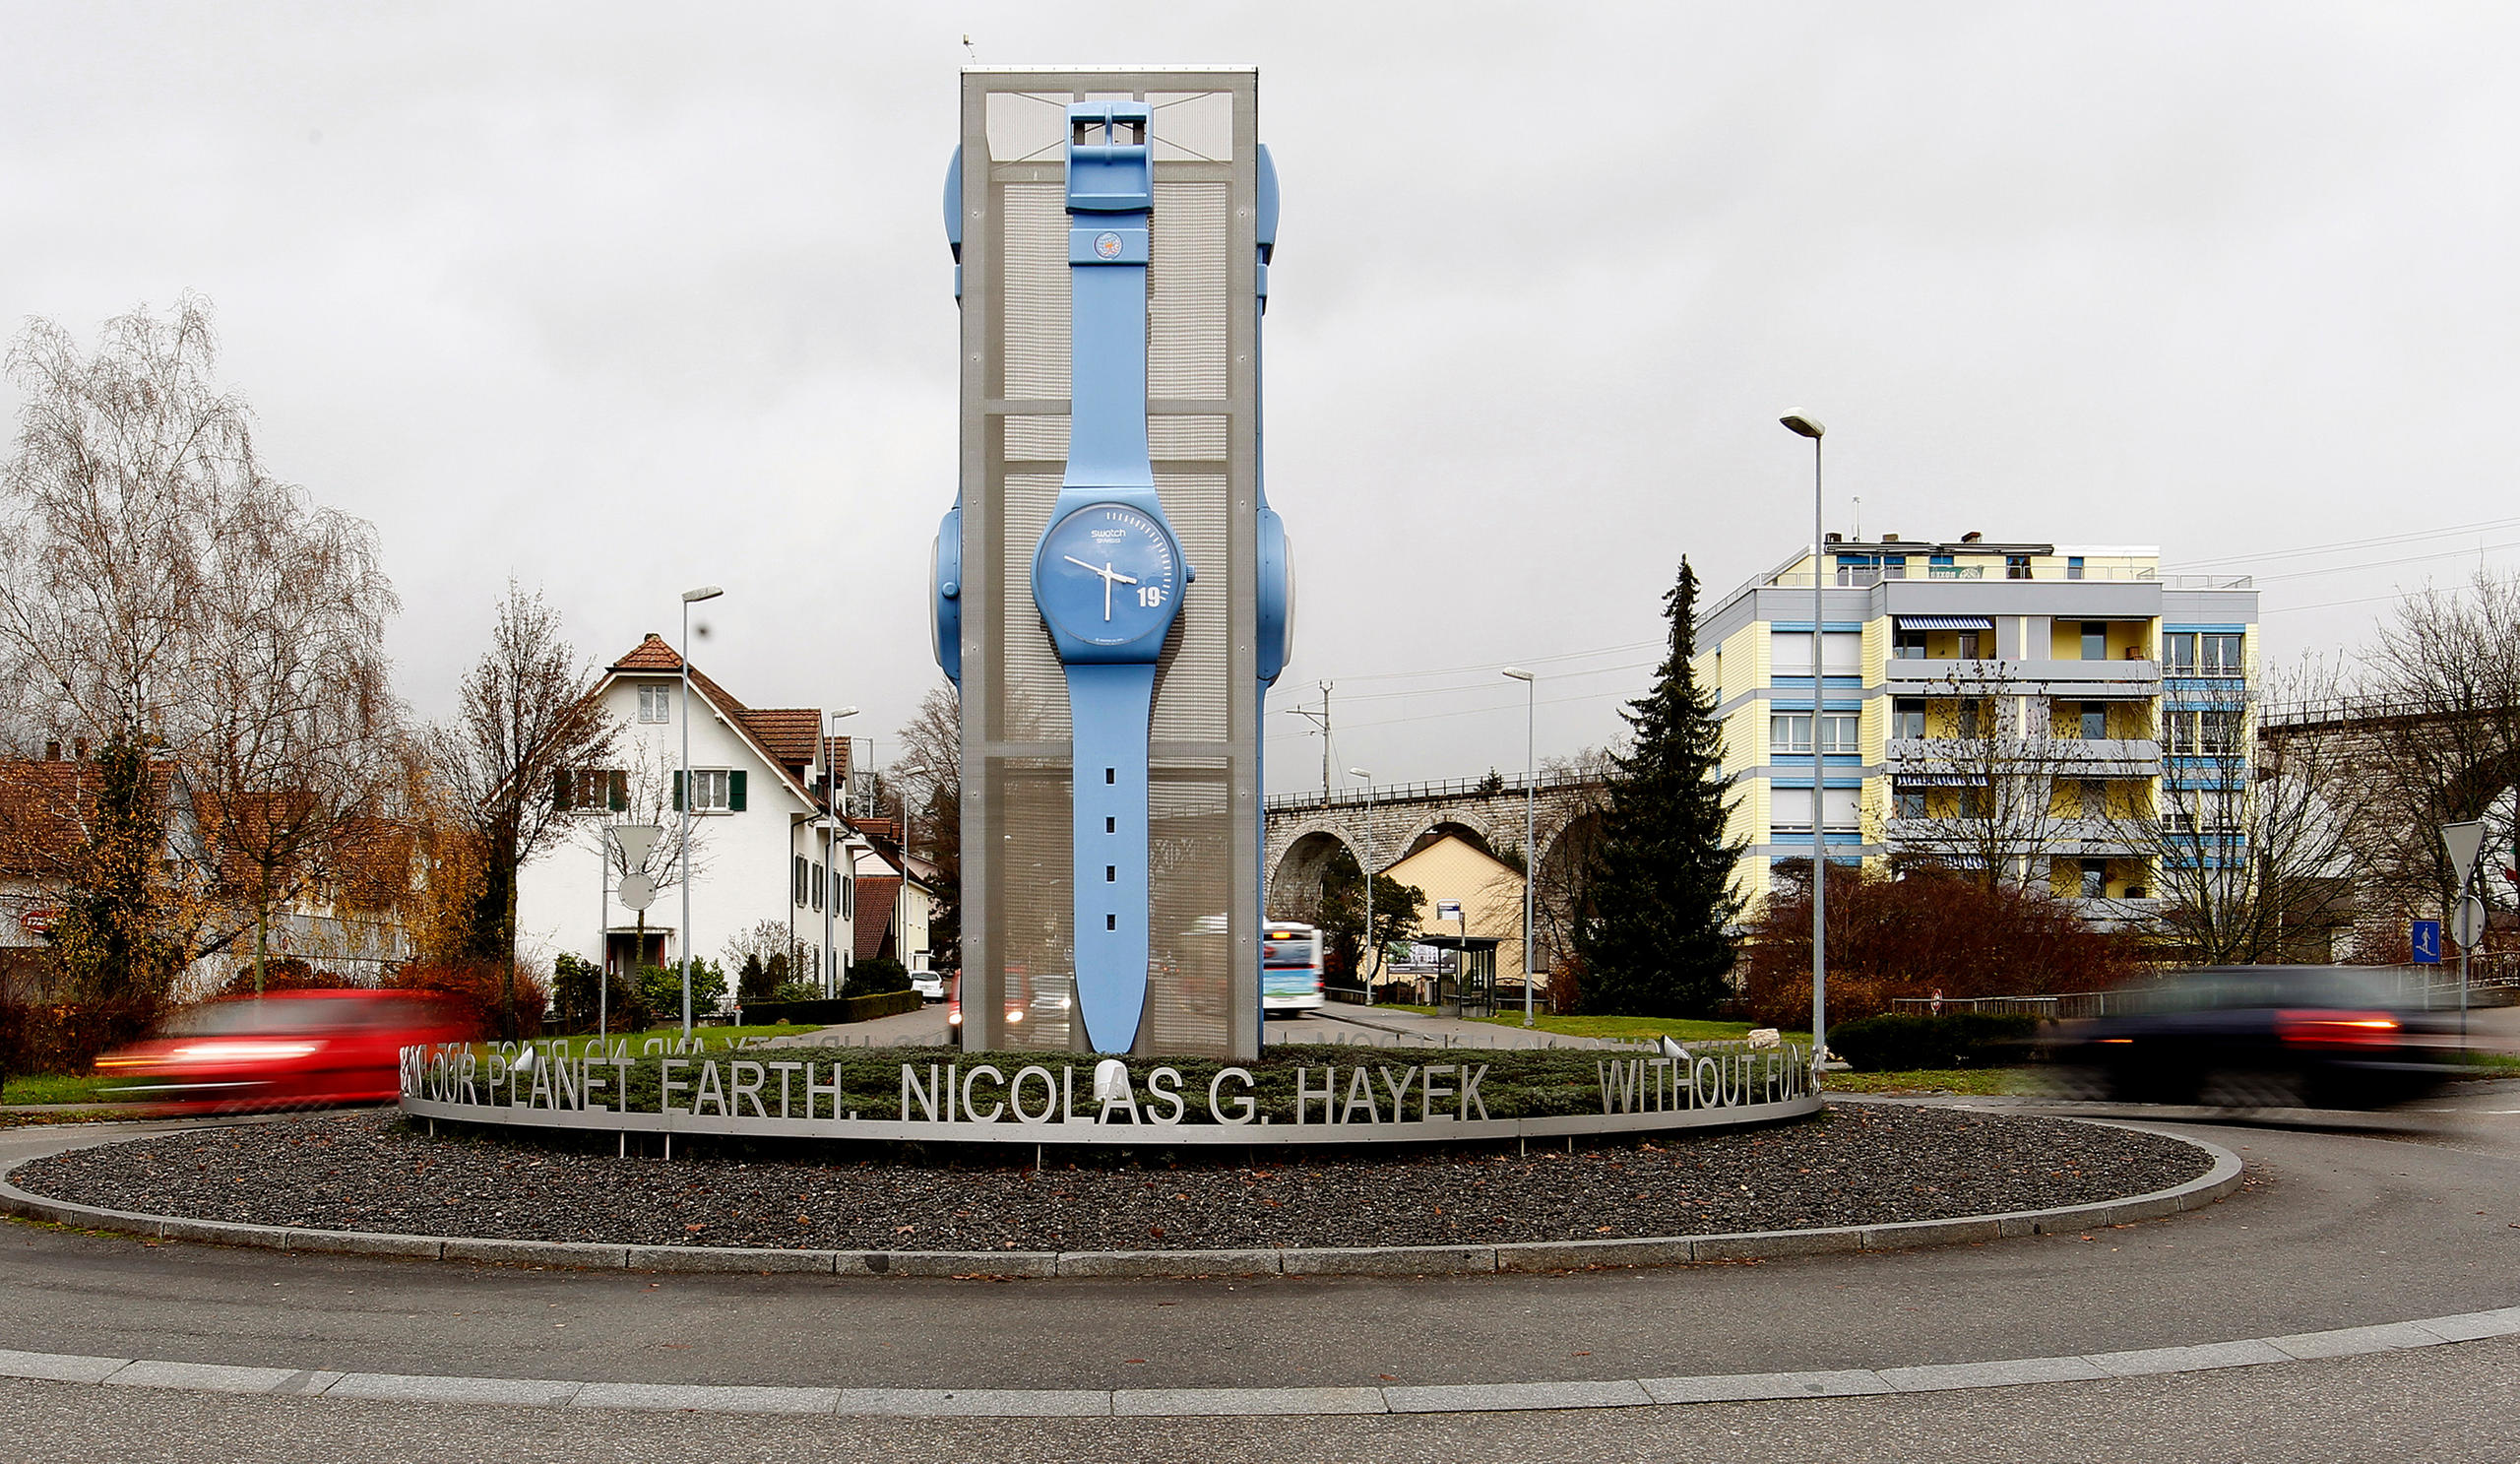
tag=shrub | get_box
[1830,1013,2040,1072]
[213,957,356,997]
[636,959,727,1023]
[0,997,163,1077]
[1740,867,2140,1027]
[739,989,921,1026]
[384,960,548,1038]
[770,979,822,1004]
[847,957,912,995]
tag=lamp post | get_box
[678,584,723,1040]
[1781,414,1827,1069]
[1501,667,1538,1027]
[822,706,859,998]
[1348,767,1374,1004]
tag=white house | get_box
[513,634,865,995]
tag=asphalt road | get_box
[4,1083,2517,1461]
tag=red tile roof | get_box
[0,759,93,879]
[740,709,824,769]
[854,876,901,961]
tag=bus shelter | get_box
[1416,934,1501,1019]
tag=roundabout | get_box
[3,1085,2518,1461]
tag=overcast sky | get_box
[5,3,2514,796]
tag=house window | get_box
[2005,554,2033,580]
[1954,630,1984,660]
[1892,698,1926,739]
[2081,780,2109,817]
[1894,788,1926,819]
[1956,698,1992,738]
[638,685,672,723]
[1817,713,1859,755]
[2080,702,2109,740]
[2201,633,2243,677]
[2067,556,2086,580]
[1771,714,1813,754]
[2081,622,2108,661]
[1892,628,1929,661]
[812,860,825,912]
[2081,859,2108,899]
[793,855,808,907]
[559,768,624,812]
[842,873,854,920]
[689,768,731,812]
[1770,787,1813,833]
[2165,633,2197,674]
[2199,710,2243,754]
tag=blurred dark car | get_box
[2050,966,2462,1109]
[93,989,480,1110]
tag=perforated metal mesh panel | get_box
[957,70,1261,1059]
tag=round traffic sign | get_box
[617,873,656,912]
[2453,894,2488,948]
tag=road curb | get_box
[0,1114,2243,1280]
[0,1305,2514,1419]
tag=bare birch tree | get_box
[2126,664,2361,963]
[1880,663,2087,891]
[433,582,616,1033]
[0,296,403,989]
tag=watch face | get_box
[1036,502,1183,649]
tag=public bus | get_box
[1262,922,1325,1015]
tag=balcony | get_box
[1884,658,2162,697]
[1887,737,2161,778]
[1877,816,2145,857]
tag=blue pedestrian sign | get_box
[2412,920,2443,965]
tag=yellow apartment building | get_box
[1693,534,2257,922]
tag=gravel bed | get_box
[5,1104,2207,1249]
[11,1104,2208,1253]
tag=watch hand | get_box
[1063,554,1105,575]
[1102,563,1115,621]
[1107,568,1139,585]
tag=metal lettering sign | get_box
[398,1043,1822,1149]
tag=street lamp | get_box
[1348,767,1375,1004]
[1502,667,1537,1028]
[678,584,723,1040]
[822,706,859,997]
[1780,413,1827,1070]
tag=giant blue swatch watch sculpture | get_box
[1031,101,1190,1053]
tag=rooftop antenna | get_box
[962,32,976,61]
[1853,495,1861,542]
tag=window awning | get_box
[1895,773,1987,787]
[1896,615,1993,631]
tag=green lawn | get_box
[2,1072,120,1106]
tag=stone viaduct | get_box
[1263,771,1606,964]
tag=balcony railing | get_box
[1883,658,2162,687]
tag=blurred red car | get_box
[94,989,481,1110]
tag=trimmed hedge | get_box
[739,989,922,1027]
[1829,1013,2039,1073]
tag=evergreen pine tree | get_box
[1573,558,1745,1014]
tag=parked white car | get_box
[912,971,946,1002]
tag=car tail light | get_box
[2277,1010,2398,1049]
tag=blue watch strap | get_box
[1065,661,1159,1052]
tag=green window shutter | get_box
[608,771,628,812]
[672,770,684,811]
[553,769,572,810]
[729,769,748,811]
